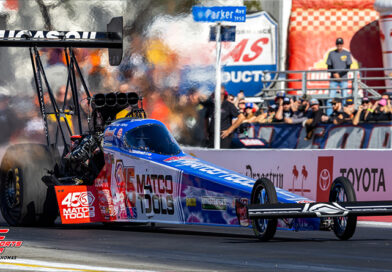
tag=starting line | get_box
[0,259,155,272]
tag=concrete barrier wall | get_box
[183,148,391,202]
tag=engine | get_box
[91,91,145,131]
[55,92,146,185]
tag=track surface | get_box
[1,217,392,271]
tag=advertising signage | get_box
[221,12,278,96]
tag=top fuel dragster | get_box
[1,17,392,241]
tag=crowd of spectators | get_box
[2,34,392,148]
[222,90,392,141]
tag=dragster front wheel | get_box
[329,177,357,240]
[251,178,278,241]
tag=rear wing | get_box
[0,17,123,65]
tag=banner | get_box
[221,11,278,96]
[183,148,392,202]
[288,0,383,95]
[179,11,278,97]
[232,122,392,149]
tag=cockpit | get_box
[125,123,182,156]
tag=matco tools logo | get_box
[0,229,22,254]
[61,192,95,220]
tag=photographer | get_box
[205,87,245,148]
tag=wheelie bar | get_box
[238,201,392,219]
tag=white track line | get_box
[358,221,392,228]
[0,258,155,272]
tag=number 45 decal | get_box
[223,38,269,63]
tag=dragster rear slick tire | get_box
[0,144,58,226]
[329,177,357,240]
[251,178,278,241]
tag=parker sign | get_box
[221,12,278,97]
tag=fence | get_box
[232,122,392,149]
[258,67,392,108]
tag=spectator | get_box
[275,97,294,122]
[381,92,391,101]
[326,37,352,115]
[300,95,311,113]
[342,97,356,123]
[304,98,324,140]
[243,102,256,123]
[381,93,392,113]
[274,91,285,106]
[254,103,264,117]
[256,104,277,123]
[238,98,246,114]
[291,96,301,113]
[326,98,349,125]
[353,97,371,125]
[385,92,392,102]
[205,87,245,148]
[365,98,392,122]
[234,90,245,108]
[228,94,235,104]
[285,97,310,124]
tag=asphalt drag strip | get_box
[1,221,392,272]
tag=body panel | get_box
[55,118,321,231]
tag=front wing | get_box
[239,201,392,219]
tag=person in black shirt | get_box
[343,97,356,122]
[353,97,371,125]
[205,87,245,148]
[365,98,392,122]
[286,98,310,124]
[275,97,294,122]
[304,98,324,140]
[326,97,349,124]
[326,37,352,115]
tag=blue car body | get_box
[92,118,320,231]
